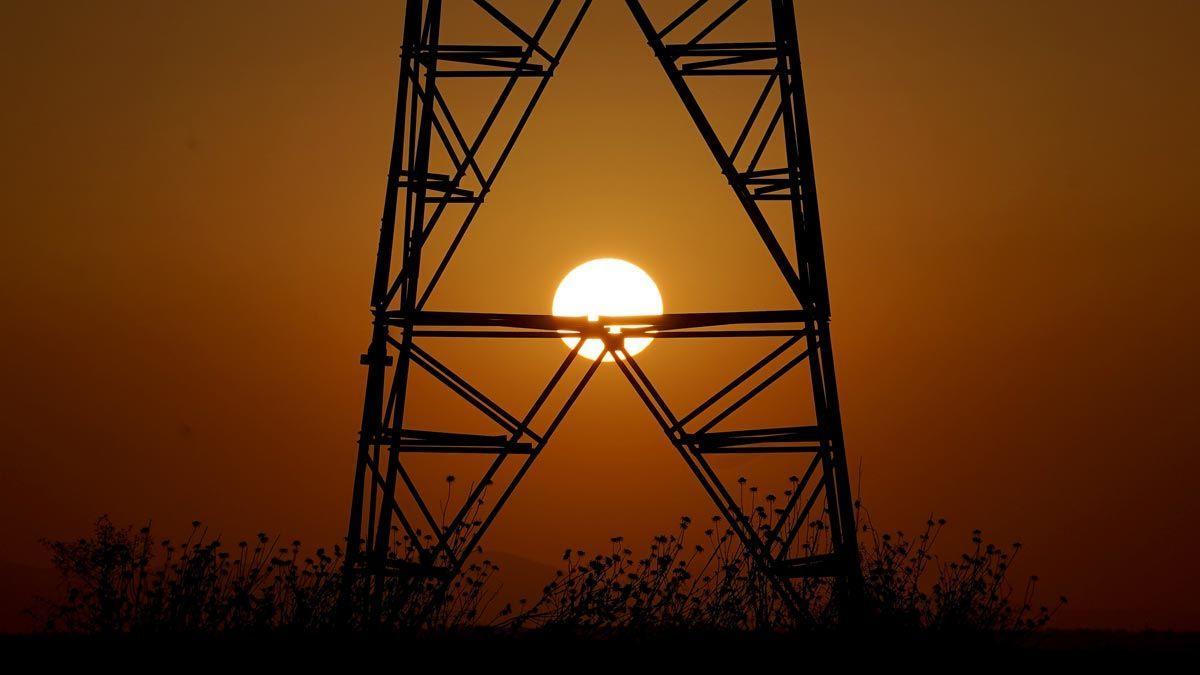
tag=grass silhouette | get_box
[31,488,1063,642]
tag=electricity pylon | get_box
[344,0,863,621]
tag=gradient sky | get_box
[1,0,1197,630]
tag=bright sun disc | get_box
[552,258,663,362]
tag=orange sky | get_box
[1,0,1198,630]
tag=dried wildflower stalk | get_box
[36,481,1063,636]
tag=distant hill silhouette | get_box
[480,551,558,615]
[0,560,58,633]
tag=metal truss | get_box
[345,0,863,621]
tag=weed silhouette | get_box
[33,490,1063,640]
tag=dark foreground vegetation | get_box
[27,497,1067,653]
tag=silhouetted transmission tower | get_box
[344,0,863,621]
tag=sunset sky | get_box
[1,0,1197,630]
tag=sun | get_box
[552,258,663,362]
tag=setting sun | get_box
[552,258,663,362]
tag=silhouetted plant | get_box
[36,488,1063,639]
[857,506,1063,637]
[501,491,1065,638]
[35,514,501,634]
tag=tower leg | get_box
[342,0,428,620]
[624,0,864,623]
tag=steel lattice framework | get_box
[345,0,863,619]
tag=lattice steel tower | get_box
[345,0,863,620]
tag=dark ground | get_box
[2,628,1197,664]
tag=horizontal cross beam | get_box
[384,309,813,333]
[686,425,827,448]
[772,553,845,578]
